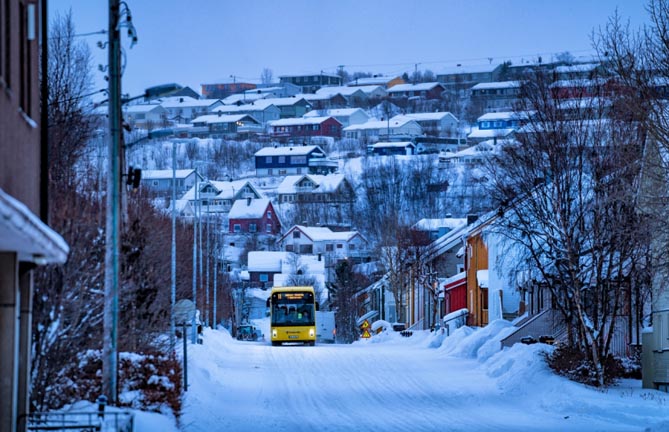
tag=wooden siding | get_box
[466,234,488,327]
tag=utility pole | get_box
[103,0,122,405]
[192,171,198,344]
[170,142,177,352]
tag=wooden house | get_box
[254,145,336,176]
[268,116,342,141]
[228,198,281,235]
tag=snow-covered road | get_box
[178,323,669,432]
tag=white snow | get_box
[111,318,669,431]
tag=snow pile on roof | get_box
[228,198,270,219]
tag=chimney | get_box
[179,97,184,103]
[247,197,252,206]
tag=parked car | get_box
[236,324,259,341]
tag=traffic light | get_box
[126,166,142,189]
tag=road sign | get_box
[361,328,371,338]
[174,299,196,325]
[361,319,370,329]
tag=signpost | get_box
[361,319,371,339]
[174,299,196,390]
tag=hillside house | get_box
[277,225,370,263]
[347,75,405,88]
[268,116,342,141]
[279,73,343,93]
[470,81,522,113]
[303,108,370,128]
[190,113,262,138]
[141,169,203,196]
[228,198,281,235]
[369,141,416,156]
[252,97,312,118]
[201,82,257,99]
[160,97,223,123]
[179,179,262,218]
[299,92,348,110]
[437,64,503,97]
[343,118,422,142]
[276,174,355,204]
[315,86,369,106]
[390,112,459,137]
[247,251,293,288]
[387,82,445,100]
[254,145,337,176]
[123,104,168,129]
[213,101,281,125]
[467,111,527,144]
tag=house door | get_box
[481,288,489,326]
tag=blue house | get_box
[254,145,337,176]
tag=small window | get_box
[233,224,241,233]
[336,244,343,249]
[349,244,356,250]
[267,211,272,219]
[265,156,272,163]
[266,223,272,233]
[286,244,294,252]
[249,223,257,233]
[278,156,285,163]
[325,244,333,252]
[293,231,301,238]
[259,274,269,282]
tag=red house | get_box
[443,272,467,316]
[268,116,342,140]
[228,198,281,235]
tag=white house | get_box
[277,225,369,261]
[213,101,281,124]
[123,104,167,128]
[141,168,203,196]
[276,173,354,204]
[178,179,263,217]
[159,97,223,122]
[390,112,459,137]
[343,118,422,142]
[303,108,370,128]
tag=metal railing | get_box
[21,409,134,432]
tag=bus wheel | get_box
[307,341,315,346]
[272,341,280,346]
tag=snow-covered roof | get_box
[142,169,196,180]
[371,141,415,149]
[347,76,401,86]
[412,218,467,232]
[471,81,521,90]
[160,98,221,109]
[303,108,365,118]
[281,225,362,243]
[124,104,163,114]
[438,63,500,75]
[191,114,257,124]
[213,102,278,113]
[387,82,443,92]
[255,145,325,157]
[391,112,457,122]
[0,187,69,264]
[221,93,267,105]
[228,198,271,219]
[554,63,600,73]
[180,179,259,201]
[268,116,338,127]
[343,118,418,131]
[248,251,293,272]
[467,127,515,139]
[252,97,311,107]
[315,86,365,97]
[276,174,346,194]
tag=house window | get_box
[336,244,343,249]
[266,223,272,233]
[349,244,356,250]
[291,156,307,165]
[259,274,269,282]
[267,210,272,219]
[233,224,241,233]
[325,244,333,252]
[286,244,294,252]
[278,156,285,163]
[265,156,272,163]
[249,223,257,233]
[293,231,301,238]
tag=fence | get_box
[21,409,134,432]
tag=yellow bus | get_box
[267,286,318,346]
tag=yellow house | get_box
[464,215,498,327]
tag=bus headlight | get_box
[309,329,315,338]
[272,329,277,338]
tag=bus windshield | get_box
[270,291,315,326]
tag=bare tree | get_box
[484,68,649,386]
[260,67,274,85]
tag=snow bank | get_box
[437,320,515,361]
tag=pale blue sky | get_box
[50,0,650,98]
